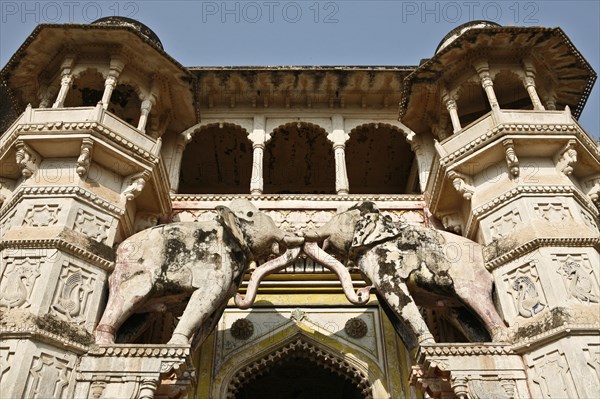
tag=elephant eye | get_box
[247,211,254,218]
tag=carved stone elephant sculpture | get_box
[96,200,302,345]
[304,202,509,350]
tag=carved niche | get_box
[504,263,547,320]
[25,353,73,398]
[534,202,572,223]
[51,263,97,328]
[22,205,61,227]
[529,349,577,398]
[73,209,111,244]
[489,208,522,241]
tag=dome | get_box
[92,16,163,50]
[435,20,501,54]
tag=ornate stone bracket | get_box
[503,139,519,177]
[583,175,600,205]
[122,171,151,201]
[555,139,578,175]
[76,138,94,176]
[15,141,40,178]
[440,212,464,234]
[448,170,474,200]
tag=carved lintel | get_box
[76,138,94,176]
[15,141,40,178]
[503,139,519,177]
[122,171,151,201]
[440,212,463,234]
[555,140,578,176]
[448,170,474,200]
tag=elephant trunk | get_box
[234,247,303,309]
[303,242,371,305]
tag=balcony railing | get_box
[2,105,161,156]
[440,109,574,155]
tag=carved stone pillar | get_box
[248,115,268,195]
[168,134,190,194]
[443,95,462,133]
[328,115,350,195]
[138,379,158,399]
[101,56,125,109]
[52,55,76,108]
[137,99,154,132]
[473,59,500,110]
[522,58,545,110]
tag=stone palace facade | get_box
[0,17,598,399]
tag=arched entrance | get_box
[227,338,372,399]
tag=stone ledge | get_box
[87,344,190,358]
[0,324,90,354]
[172,193,425,202]
[511,323,600,353]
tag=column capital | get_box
[328,114,349,146]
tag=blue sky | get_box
[1,1,598,137]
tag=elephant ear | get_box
[216,206,251,256]
[351,213,403,249]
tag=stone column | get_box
[248,115,267,195]
[168,133,191,194]
[328,115,350,195]
[52,55,76,108]
[473,59,500,110]
[101,56,125,109]
[522,59,545,110]
[138,98,154,132]
[443,94,462,133]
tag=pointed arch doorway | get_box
[227,338,372,399]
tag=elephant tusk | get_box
[234,247,302,309]
[303,242,371,305]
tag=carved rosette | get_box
[230,318,254,340]
[344,317,368,338]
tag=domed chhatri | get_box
[92,16,163,49]
[435,20,501,54]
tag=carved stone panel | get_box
[553,254,599,304]
[72,209,111,244]
[0,257,42,310]
[534,202,572,223]
[489,208,522,241]
[24,353,73,398]
[529,349,577,398]
[50,262,97,329]
[22,205,61,227]
[502,262,547,323]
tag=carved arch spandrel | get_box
[212,321,389,399]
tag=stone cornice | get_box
[171,193,424,202]
[87,344,190,358]
[0,325,90,354]
[511,324,600,354]
[0,185,125,221]
[485,237,600,271]
[465,185,599,239]
[0,238,115,270]
[416,343,515,362]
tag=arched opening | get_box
[264,123,335,194]
[494,71,532,110]
[63,69,104,107]
[346,124,417,194]
[455,82,491,127]
[178,124,253,194]
[228,338,371,399]
[107,84,142,126]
